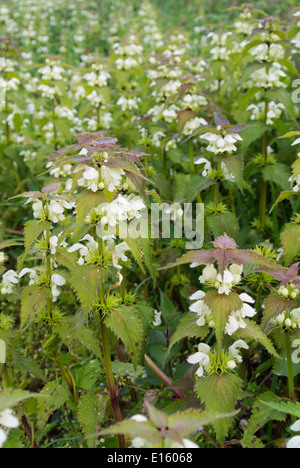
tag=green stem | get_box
[100,318,125,448]
[120,267,126,303]
[259,98,269,228]
[284,331,295,401]
[5,94,10,144]
[162,148,168,179]
[189,140,195,174]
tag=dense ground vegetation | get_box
[0,0,300,449]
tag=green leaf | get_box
[105,305,144,367]
[203,291,243,347]
[280,222,300,266]
[218,154,244,188]
[262,164,290,190]
[273,352,300,378]
[207,212,240,239]
[195,373,243,443]
[257,394,300,419]
[235,319,279,357]
[243,392,286,448]
[74,190,107,235]
[160,291,178,323]
[21,285,51,328]
[168,409,238,439]
[168,313,209,354]
[77,392,109,448]
[100,419,162,446]
[70,264,109,314]
[0,389,38,412]
[262,294,297,330]
[18,219,51,272]
[37,382,69,430]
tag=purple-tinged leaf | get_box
[214,112,231,127]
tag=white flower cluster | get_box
[198,263,244,295]
[76,162,126,193]
[273,309,300,331]
[116,96,140,112]
[29,198,73,224]
[0,270,19,295]
[99,194,146,228]
[187,339,249,377]
[277,283,299,300]
[195,157,234,182]
[189,264,256,335]
[182,117,207,136]
[200,130,243,154]
[250,43,285,61]
[249,64,287,89]
[247,101,285,125]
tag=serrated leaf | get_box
[21,285,51,328]
[207,212,240,239]
[74,190,107,235]
[235,319,279,357]
[0,389,38,412]
[100,419,162,445]
[37,382,69,430]
[18,219,51,272]
[203,291,243,347]
[77,392,109,447]
[70,264,108,313]
[243,392,286,448]
[262,294,297,330]
[105,305,144,367]
[280,223,300,266]
[168,313,209,354]
[257,394,300,419]
[195,373,243,443]
[168,409,238,439]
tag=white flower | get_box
[130,414,148,422]
[187,343,211,377]
[250,64,287,89]
[117,96,140,112]
[153,310,162,327]
[67,235,98,265]
[182,117,207,136]
[215,269,234,295]
[199,264,218,284]
[0,408,19,448]
[0,252,5,264]
[19,268,38,285]
[287,420,300,448]
[229,339,249,363]
[189,291,213,327]
[225,294,256,335]
[101,166,125,192]
[1,270,19,295]
[48,199,73,223]
[51,274,66,301]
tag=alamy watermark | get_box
[98,203,205,250]
[292,79,300,104]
